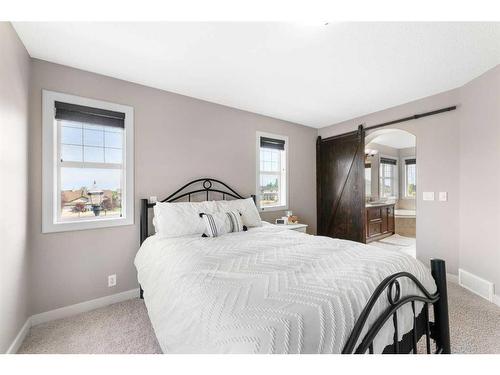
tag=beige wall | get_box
[459,65,500,290]
[28,59,317,315]
[0,23,31,352]
[320,89,461,274]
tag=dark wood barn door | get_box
[317,125,366,242]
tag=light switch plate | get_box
[423,192,435,201]
[149,196,157,203]
[108,274,117,287]
[439,192,448,201]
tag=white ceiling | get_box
[368,129,416,149]
[13,22,500,128]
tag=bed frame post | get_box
[139,199,149,300]
[430,259,451,354]
[140,198,149,245]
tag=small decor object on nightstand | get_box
[275,218,286,225]
[285,210,299,224]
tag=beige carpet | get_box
[18,282,500,354]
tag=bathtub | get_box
[395,209,416,237]
[394,209,416,218]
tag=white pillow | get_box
[216,198,262,227]
[200,210,246,237]
[153,201,218,238]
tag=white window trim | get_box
[255,131,289,212]
[402,155,416,200]
[379,154,398,199]
[42,90,134,233]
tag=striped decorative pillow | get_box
[200,210,246,237]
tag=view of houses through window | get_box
[259,148,281,206]
[58,119,124,221]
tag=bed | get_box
[135,178,450,354]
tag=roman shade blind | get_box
[55,101,125,128]
[380,157,397,165]
[260,136,285,150]
[405,158,416,165]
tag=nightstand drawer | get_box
[275,223,308,233]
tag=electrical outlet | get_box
[108,274,117,287]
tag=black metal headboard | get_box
[140,178,255,245]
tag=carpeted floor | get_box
[18,282,500,354]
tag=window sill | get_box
[42,216,134,234]
[260,205,288,213]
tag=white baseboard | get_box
[31,288,140,326]
[6,318,32,354]
[448,271,500,307]
[458,268,494,302]
[6,288,139,353]
[493,294,500,308]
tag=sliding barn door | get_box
[317,126,366,242]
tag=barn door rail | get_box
[364,106,456,131]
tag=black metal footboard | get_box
[343,259,450,354]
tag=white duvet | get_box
[135,224,436,353]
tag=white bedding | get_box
[135,223,436,353]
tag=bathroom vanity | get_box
[365,203,395,243]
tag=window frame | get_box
[379,155,398,199]
[42,90,134,233]
[255,131,289,212]
[403,156,417,199]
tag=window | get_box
[404,158,417,198]
[42,90,134,233]
[379,157,398,198]
[365,163,371,197]
[256,132,288,211]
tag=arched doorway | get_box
[364,129,416,257]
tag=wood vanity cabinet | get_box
[365,204,395,243]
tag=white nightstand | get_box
[275,223,308,233]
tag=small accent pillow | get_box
[200,211,247,237]
[216,198,262,227]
